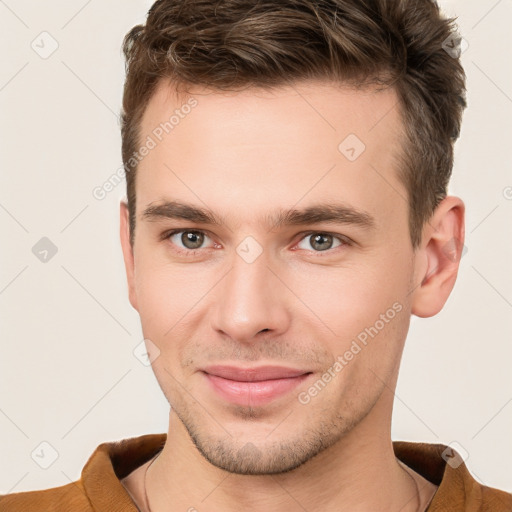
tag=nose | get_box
[210,250,292,344]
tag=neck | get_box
[144,396,434,512]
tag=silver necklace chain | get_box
[142,456,423,512]
[401,463,423,512]
[143,454,159,512]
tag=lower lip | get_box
[203,372,311,407]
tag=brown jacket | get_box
[1,433,511,511]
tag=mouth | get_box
[200,365,313,407]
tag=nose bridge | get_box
[211,246,289,342]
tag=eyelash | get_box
[160,229,352,257]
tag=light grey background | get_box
[1,0,511,495]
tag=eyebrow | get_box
[141,200,376,231]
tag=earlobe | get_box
[411,196,465,318]
[119,200,138,312]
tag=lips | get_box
[201,365,312,406]
[203,365,309,381]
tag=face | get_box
[121,80,429,475]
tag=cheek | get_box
[134,255,200,318]
[133,270,170,333]
[289,262,403,329]
[133,260,215,360]
[290,257,411,376]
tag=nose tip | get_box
[210,258,291,344]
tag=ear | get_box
[411,196,465,318]
[119,200,138,312]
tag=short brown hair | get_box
[121,0,466,248]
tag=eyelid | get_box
[161,228,352,255]
[292,230,352,253]
[161,228,217,254]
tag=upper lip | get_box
[201,365,311,382]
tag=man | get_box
[2,0,511,510]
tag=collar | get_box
[81,433,511,511]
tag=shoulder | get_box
[0,433,165,511]
[0,480,93,511]
[393,441,512,511]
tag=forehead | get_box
[135,79,407,234]
[142,78,402,138]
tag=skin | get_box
[119,78,464,511]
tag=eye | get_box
[295,232,349,253]
[161,229,351,257]
[163,229,216,254]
